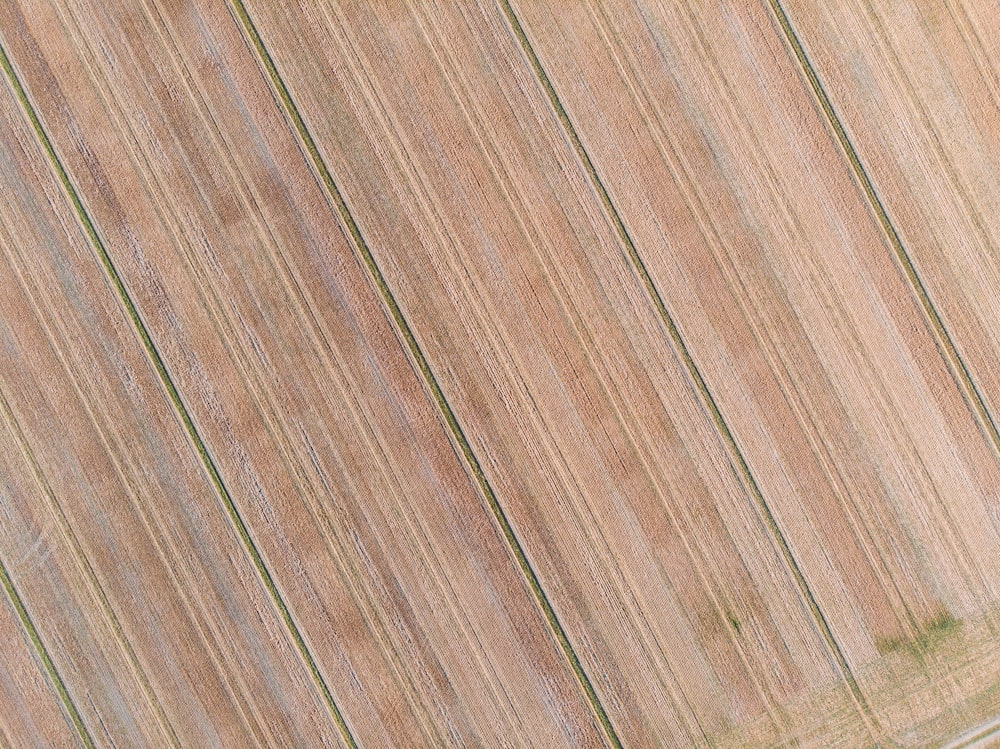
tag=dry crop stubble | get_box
[502,0,1000,744]
[0,33,346,746]
[0,0,608,745]
[1,0,998,746]
[776,0,1000,495]
[512,0,1000,740]
[236,0,897,744]
[0,532,80,749]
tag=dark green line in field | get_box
[0,384,182,748]
[0,552,94,748]
[496,0,882,740]
[0,37,354,749]
[226,2,623,747]
[765,0,1000,473]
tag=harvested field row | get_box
[778,0,1000,497]
[242,0,877,745]
[246,0,1000,745]
[0,0,606,746]
[0,544,79,748]
[506,0,1000,743]
[504,0,1000,743]
[0,39,340,746]
[0,0,999,746]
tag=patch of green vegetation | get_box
[925,611,960,636]
[875,612,962,657]
[727,611,741,635]
[875,633,907,656]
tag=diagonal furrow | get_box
[0,513,94,748]
[226,2,623,747]
[0,36,355,749]
[764,0,1000,473]
[494,0,883,740]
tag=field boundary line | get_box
[0,37,355,749]
[0,555,93,748]
[495,0,885,740]
[0,380,180,747]
[0,394,95,749]
[764,0,1000,469]
[226,3,624,747]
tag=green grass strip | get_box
[226,2,624,746]
[495,0,884,741]
[765,0,1000,472]
[0,38,356,749]
[0,554,95,748]
[0,387,182,748]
